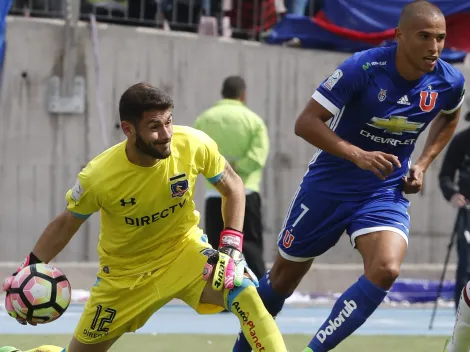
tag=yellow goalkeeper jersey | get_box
[65,125,226,276]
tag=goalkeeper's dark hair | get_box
[119,83,174,124]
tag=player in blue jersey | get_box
[233,1,466,351]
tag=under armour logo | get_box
[120,198,136,206]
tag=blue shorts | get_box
[278,187,410,261]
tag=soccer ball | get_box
[8,263,71,324]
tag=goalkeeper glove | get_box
[2,252,43,326]
[203,228,259,291]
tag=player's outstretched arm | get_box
[403,107,462,194]
[295,98,401,180]
[31,210,86,263]
[212,161,245,232]
[2,210,86,325]
[202,162,259,287]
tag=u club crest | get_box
[419,91,438,112]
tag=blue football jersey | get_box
[305,45,465,199]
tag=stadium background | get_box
[0,0,470,313]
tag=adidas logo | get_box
[316,300,357,343]
[397,95,410,105]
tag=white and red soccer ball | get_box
[6,263,71,324]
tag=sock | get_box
[24,346,64,352]
[447,281,470,352]
[308,275,387,352]
[225,277,288,352]
[233,271,291,352]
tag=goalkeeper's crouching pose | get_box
[1,83,287,352]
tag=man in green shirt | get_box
[195,76,270,280]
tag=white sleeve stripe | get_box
[312,90,340,115]
[441,95,465,114]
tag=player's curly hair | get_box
[119,83,174,124]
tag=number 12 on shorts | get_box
[90,305,117,333]
[282,203,309,248]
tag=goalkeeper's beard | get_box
[135,131,171,160]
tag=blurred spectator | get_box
[225,0,278,40]
[195,76,270,280]
[81,0,207,32]
[80,0,157,26]
[10,0,311,39]
[161,0,203,32]
[9,0,63,17]
[439,122,470,309]
[80,0,128,22]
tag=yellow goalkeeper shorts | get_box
[73,232,224,344]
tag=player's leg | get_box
[232,252,314,352]
[67,272,172,352]
[261,187,348,309]
[66,276,125,352]
[306,191,409,352]
[5,292,124,352]
[176,232,287,351]
[255,187,345,315]
[306,231,405,352]
[200,277,288,351]
[357,230,407,287]
[444,281,470,352]
[233,187,351,352]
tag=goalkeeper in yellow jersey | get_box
[1,83,287,352]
